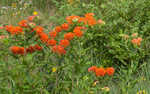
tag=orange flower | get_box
[52,45,66,55]
[52,45,57,53]
[34,44,42,51]
[78,17,87,24]
[88,66,97,72]
[10,46,20,54]
[34,26,44,35]
[57,45,66,55]
[131,37,142,46]
[5,25,23,35]
[97,19,105,24]
[18,47,25,55]
[64,32,75,40]
[66,15,80,24]
[60,39,70,48]
[95,68,106,77]
[10,46,25,55]
[49,31,57,39]
[87,18,97,26]
[73,27,83,37]
[106,67,115,76]
[61,23,69,30]
[26,46,35,53]
[0,26,4,29]
[85,13,95,18]
[47,39,57,46]
[28,16,35,21]
[39,33,49,43]
[55,26,62,32]
[18,20,28,27]
[14,26,23,34]
[84,13,97,26]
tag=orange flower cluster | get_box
[49,13,100,55]
[10,44,42,55]
[50,25,86,55]
[131,37,142,46]
[66,13,100,26]
[64,32,74,40]
[88,66,115,77]
[26,44,42,53]
[28,16,36,22]
[73,26,84,37]
[10,46,25,55]
[18,20,28,27]
[52,45,66,55]
[5,25,23,35]
[7,13,100,55]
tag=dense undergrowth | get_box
[0,0,150,94]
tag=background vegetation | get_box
[0,0,150,94]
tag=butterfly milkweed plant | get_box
[0,12,115,94]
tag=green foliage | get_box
[0,0,150,94]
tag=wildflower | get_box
[18,47,25,55]
[97,19,105,24]
[28,16,35,21]
[5,25,23,35]
[52,45,66,55]
[10,46,20,54]
[34,44,42,51]
[101,87,110,92]
[88,66,97,72]
[34,26,44,35]
[39,33,49,43]
[87,18,97,26]
[57,45,66,54]
[10,46,25,55]
[131,37,142,46]
[106,67,115,76]
[49,31,57,38]
[33,11,38,16]
[52,45,57,53]
[55,26,62,32]
[5,25,14,33]
[73,26,83,37]
[61,23,69,30]
[78,17,87,25]
[0,26,4,29]
[95,67,106,77]
[14,26,23,34]
[66,15,80,24]
[59,39,70,48]
[47,39,57,46]
[26,46,35,53]
[18,20,28,27]
[64,32,75,40]
[85,13,95,17]
[85,13,97,26]
[52,67,57,72]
